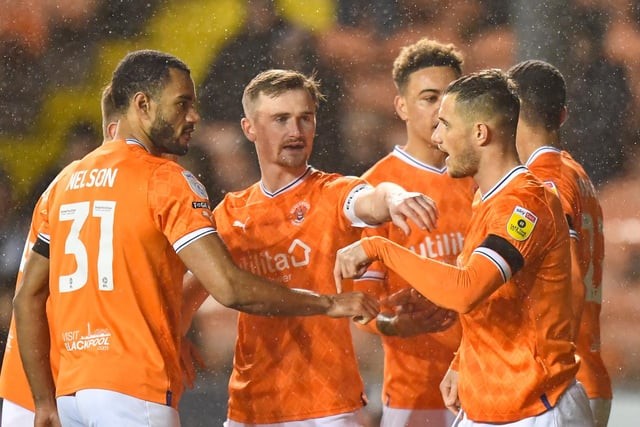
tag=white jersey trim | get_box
[473,246,512,282]
[37,232,50,245]
[525,145,561,166]
[391,145,448,174]
[356,270,385,282]
[174,228,217,253]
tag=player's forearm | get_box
[362,236,504,313]
[13,252,57,405]
[14,287,56,405]
[354,182,405,225]
[181,272,210,335]
[226,269,333,316]
[569,238,585,340]
[353,277,389,335]
[180,236,333,316]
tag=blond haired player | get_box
[184,68,439,427]
[13,51,381,427]
[335,70,594,426]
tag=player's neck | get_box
[260,164,310,193]
[403,139,447,168]
[476,145,522,195]
[516,123,561,163]
[115,119,159,156]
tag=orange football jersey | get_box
[527,147,611,399]
[0,227,40,411]
[34,139,215,408]
[356,147,475,409]
[213,167,371,424]
[361,167,579,423]
[0,161,81,411]
[560,151,611,399]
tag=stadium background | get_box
[0,0,638,425]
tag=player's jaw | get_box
[149,114,192,156]
[444,142,478,178]
[276,137,310,168]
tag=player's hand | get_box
[326,291,380,324]
[333,241,375,292]
[34,402,62,427]
[388,191,438,235]
[440,368,460,416]
[180,336,205,389]
[384,288,458,335]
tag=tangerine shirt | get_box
[0,164,75,411]
[214,167,371,424]
[527,147,611,400]
[32,139,215,408]
[356,146,475,409]
[361,166,579,423]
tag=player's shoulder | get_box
[486,168,551,213]
[504,167,544,193]
[44,159,82,190]
[488,179,563,244]
[361,153,397,183]
[306,167,367,191]
[559,150,589,178]
[217,182,260,208]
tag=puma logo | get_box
[232,218,249,232]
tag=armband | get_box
[32,237,50,258]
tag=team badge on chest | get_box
[289,201,310,225]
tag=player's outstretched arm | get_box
[354,182,438,234]
[178,233,379,322]
[336,236,508,313]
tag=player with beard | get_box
[13,50,384,427]
[334,70,594,426]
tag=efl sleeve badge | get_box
[506,205,538,241]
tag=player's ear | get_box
[107,121,118,140]
[241,117,256,143]
[394,95,408,121]
[475,122,489,146]
[134,92,151,118]
[559,106,567,127]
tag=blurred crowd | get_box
[1,0,639,421]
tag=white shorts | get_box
[57,389,180,427]
[1,399,35,427]
[224,408,369,427]
[381,406,456,427]
[452,381,594,427]
[589,397,611,427]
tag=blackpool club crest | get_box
[289,201,310,225]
